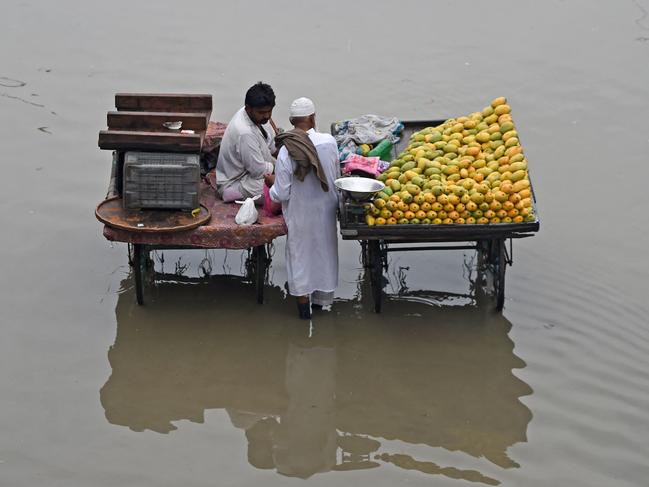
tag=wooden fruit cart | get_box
[96,93,287,305]
[336,120,540,312]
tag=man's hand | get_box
[264,173,275,187]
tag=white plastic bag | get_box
[234,196,260,225]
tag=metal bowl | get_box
[163,121,183,130]
[334,177,385,201]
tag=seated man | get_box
[265,98,340,319]
[216,82,278,202]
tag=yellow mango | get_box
[505,137,519,148]
[505,146,523,157]
[509,153,525,163]
[487,161,500,171]
[486,172,501,183]
[494,104,511,116]
[518,188,531,199]
[499,121,514,133]
[511,170,526,182]
[509,161,528,172]
[473,160,487,169]
[512,179,530,193]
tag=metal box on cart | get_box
[122,151,200,210]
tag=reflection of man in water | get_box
[274,344,337,477]
[231,343,337,478]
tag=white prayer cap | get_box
[289,97,315,117]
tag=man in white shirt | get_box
[265,98,340,319]
[216,82,277,202]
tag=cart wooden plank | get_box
[115,93,212,113]
[98,130,202,152]
[107,111,209,132]
[339,221,539,241]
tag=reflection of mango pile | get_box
[366,97,535,226]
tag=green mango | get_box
[400,161,416,172]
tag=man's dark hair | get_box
[245,82,276,108]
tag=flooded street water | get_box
[1,0,649,485]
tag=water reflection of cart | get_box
[336,120,540,312]
[101,275,533,482]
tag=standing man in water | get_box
[265,97,340,319]
[216,82,278,202]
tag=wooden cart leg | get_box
[368,240,383,313]
[133,243,146,305]
[253,245,267,304]
[361,240,370,269]
[473,240,488,307]
[494,239,506,311]
[476,239,489,267]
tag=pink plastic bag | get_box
[263,184,282,217]
[342,154,381,177]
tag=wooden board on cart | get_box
[98,93,212,153]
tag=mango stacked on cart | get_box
[366,97,535,225]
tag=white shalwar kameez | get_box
[269,129,340,306]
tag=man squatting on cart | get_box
[216,82,278,202]
[265,98,340,319]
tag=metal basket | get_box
[123,152,200,210]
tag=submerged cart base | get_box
[360,236,521,313]
[101,175,287,306]
[128,242,270,306]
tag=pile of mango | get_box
[366,97,535,226]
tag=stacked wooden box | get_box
[98,93,213,210]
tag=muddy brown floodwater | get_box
[1,1,648,486]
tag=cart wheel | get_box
[368,241,383,313]
[133,244,146,305]
[252,245,267,304]
[494,239,506,311]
